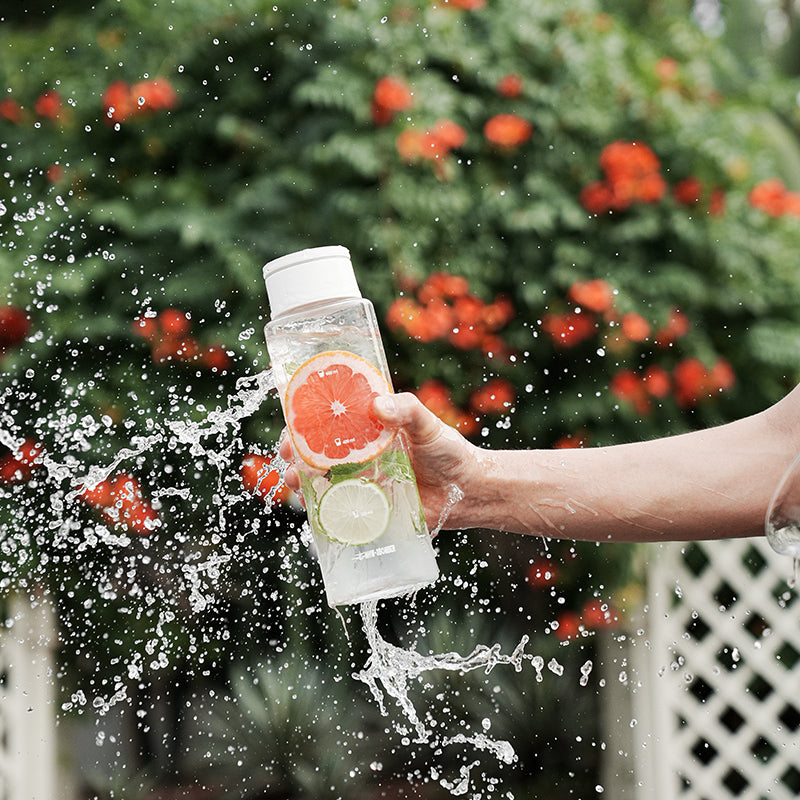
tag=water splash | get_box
[355,598,528,795]
[431,483,465,537]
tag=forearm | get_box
[458,391,800,543]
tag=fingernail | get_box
[374,394,397,419]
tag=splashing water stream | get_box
[1,362,592,798]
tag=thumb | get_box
[373,392,444,447]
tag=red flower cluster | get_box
[541,278,615,348]
[553,599,620,643]
[469,378,516,413]
[541,281,690,354]
[414,377,515,436]
[749,179,800,218]
[0,305,30,355]
[414,380,478,435]
[396,119,467,170]
[612,357,734,413]
[240,453,289,505]
[102,77,177,125]
[540,310,597,348]
[483,113,533,148]
[0,439,43,485]
[672,357,736,408]
[387,271,513,356]
[132,309,232,373]
[580,140,667,214]
[0,91,62,123]
[78,473,159,535]
[371,76,414,125]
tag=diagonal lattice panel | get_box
[638,538,800,800]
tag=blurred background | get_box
[1,0,800,798]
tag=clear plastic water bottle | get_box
[263,245,439,607]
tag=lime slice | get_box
[317,478,391,545]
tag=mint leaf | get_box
[380,449,415,483]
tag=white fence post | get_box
[0,592,59,800]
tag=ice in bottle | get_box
[263,246,439,607]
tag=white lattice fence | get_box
[0,593,59,800]
[622,538,800,800]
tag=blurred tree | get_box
[1,0,800,796]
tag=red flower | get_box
[610,369,650,415]
[481,295,515,328]
[396,120,465,164]
[642,365,671,398]
[469,378,515,414]
[130,78,177,112]
[373,76,413,111]
[672,358,736,408]
[708,358,735,392]
[46,165,64,183]
[414,380,478,435]
[784,191,800,218]
[202,345,232,373]
[583,141,666,212]
[620,312,650,342]
[654,308,690,347]
[541,311,596,347]
[102,77,176,125]
[600,140,661,184]
[496,74,523,98]
[417,272,470,303]
[483,114,533,148]
[158,308,192,336]
[34,90,62,119]
[579,180,615,214]
[553,611,581,642]
[527,559,559,589]
[0,98,23,123]
[749,178,789,216]
[372,76,413,124]
[673,176,702,206]
[103,81,137,124]
[240,453,288,504]
[554,430,591,449]
[567,279,615,313]
[0,305,30,349]
[0,439,43,485]
[103,474,159,535]
[431,119,466,150]
[582,599,619,629]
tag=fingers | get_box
[278,428,293,462]
[373,392,445,447]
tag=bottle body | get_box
[265,296,439,607]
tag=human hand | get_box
[278,392,480,531]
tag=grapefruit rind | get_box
[284,350,395,471]
[317,478,391,545]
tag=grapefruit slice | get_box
[317,478,391,545]
[285,350,394,470]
